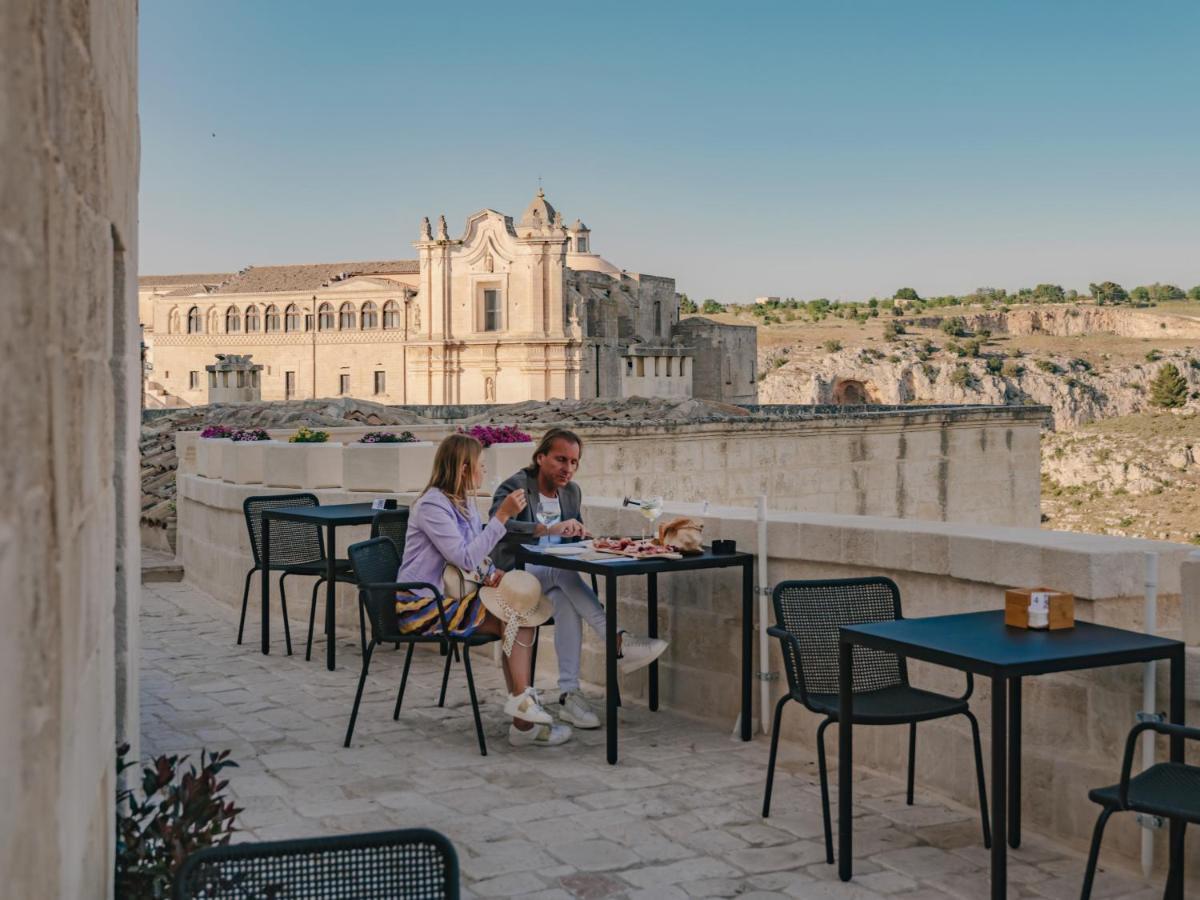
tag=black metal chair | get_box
[762,576,991,863]
[1080,720,1200,899]
[369,508,410,559]
[237,494,354,657]
[345,537,499,755]
[173,827,459,899]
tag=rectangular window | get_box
[483,289,502,331]
[636,357,645,377]
[339,374,350,395]
[189,371,199,390]
[285,371,295,399]
[679,357,686,377]
[665,357,672,377]
[654,357,660,377]
[374,371,385,395]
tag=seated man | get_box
[490,427,668,729]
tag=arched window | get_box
[244,305,260,332]
[318,302,334,331]
[338,302,356,330]
[265,304,281,333]
[225,306,241,333]
[187,306,202,334]
[360,301,378,329]
[285,303,302,332]
[167,308,181,334]
[382,300,400,330]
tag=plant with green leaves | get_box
[1150,364,1188,408]
[289,426,330,443]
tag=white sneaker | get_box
[558,690,601,729]
[509,722,573,747]
[618,632,668,675]
[503,687,553,725]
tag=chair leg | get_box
[438,641,454,707]
[906,722,917,805]
[1080,807,1114,900]
[1163,820,1186,899]
[358,593,367,656]
[964,710,992,849]
[461,644,488,756]
[343,641,374,748]
[278,573,293,656]
[816,717,835,865]
[393,644,414,720]
[236,568,256,644]
[305,578,322,662]
[531,627,540,683]
[761,695,789,818]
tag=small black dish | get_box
[711,539,737,555]
[383,498,398,510]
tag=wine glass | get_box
[536,502,560,545]
[640,496,663,541]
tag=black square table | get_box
[515,544,756,764]
[837,610,1186,899]
[260,502,376,670]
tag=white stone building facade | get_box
[139,190,756,407]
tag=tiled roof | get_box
[210,260,420,295]
[139,273,232,287]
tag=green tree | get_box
[940,316,967,337]
[1033,283,1065,303]
[894,287,920,301]
[700,299,724,314]
[678,293,697,314]
[1150,364,1188,408]
[1089,281,1128,305]
[1186,286,1200,301]
[1130,286,1151,302]
[1149,283,1185,301]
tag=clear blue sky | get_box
[139,1,1200,301]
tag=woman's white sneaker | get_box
[558,690,601,729]
[509,722,573,747]
[618,633,669,675]
[503,687,553,725]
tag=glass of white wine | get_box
[641,496,664,540]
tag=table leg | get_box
[325,525,337,671]
[742,560,753,742]
[606,574,618,765]
[1009,677,1021,849]
[838,639,854,881]
[647,572,659,712]
[990,676,1008,900]
[1167,647,1186,899]
[261,517,271,655]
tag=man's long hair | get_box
[422,433,482,514]
[524,427,584,475]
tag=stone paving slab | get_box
[139,582,1160,899]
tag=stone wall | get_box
[0,0,139,896]
[174,479,1199,879]
[674,316,759,404]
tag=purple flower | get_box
[230,428,270,442]
[359,431,418,444]
[200,425,234,439]
[459,424,532,448]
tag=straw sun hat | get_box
[477,570,554,655]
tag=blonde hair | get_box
[422,433,482,514]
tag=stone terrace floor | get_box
[140,580,1161,900]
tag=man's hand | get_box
[482,570,504,588]
[549,519,589,539]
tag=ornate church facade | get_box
[139,190,757,407]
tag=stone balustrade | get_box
[176,462,1200,878]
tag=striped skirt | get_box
[395,589,487,637]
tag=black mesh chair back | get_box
[243,493,325,568]
[173,827,459,899]
[370,508,410,563]
[348,536,405,643]
[772,577,907,706]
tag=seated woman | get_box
[396,432,571,748]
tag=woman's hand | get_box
[496,488,527,524]
[549,519,588,538]
[483,569,504,588]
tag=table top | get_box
[261,502,380,526]
[516,543,753,576]
[841,610,1183,677]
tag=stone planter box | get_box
[342,441,437,493]
[196,438,232,479]
[262,442,344,489]
[480,442,535,490]
[222,440,285,485]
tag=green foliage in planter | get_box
[358,431,418,443]
[289,426,330,443]
[115,743,242,899]
[1150,364,1188,408]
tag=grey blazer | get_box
[489,468,583,571]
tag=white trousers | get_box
[527,564,607,694]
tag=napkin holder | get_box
[1004,586,1074,630]
[712,539,737,555]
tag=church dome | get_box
[519,187,558,230]
[569,218,590,233]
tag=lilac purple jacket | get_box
[397,488,506,597]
